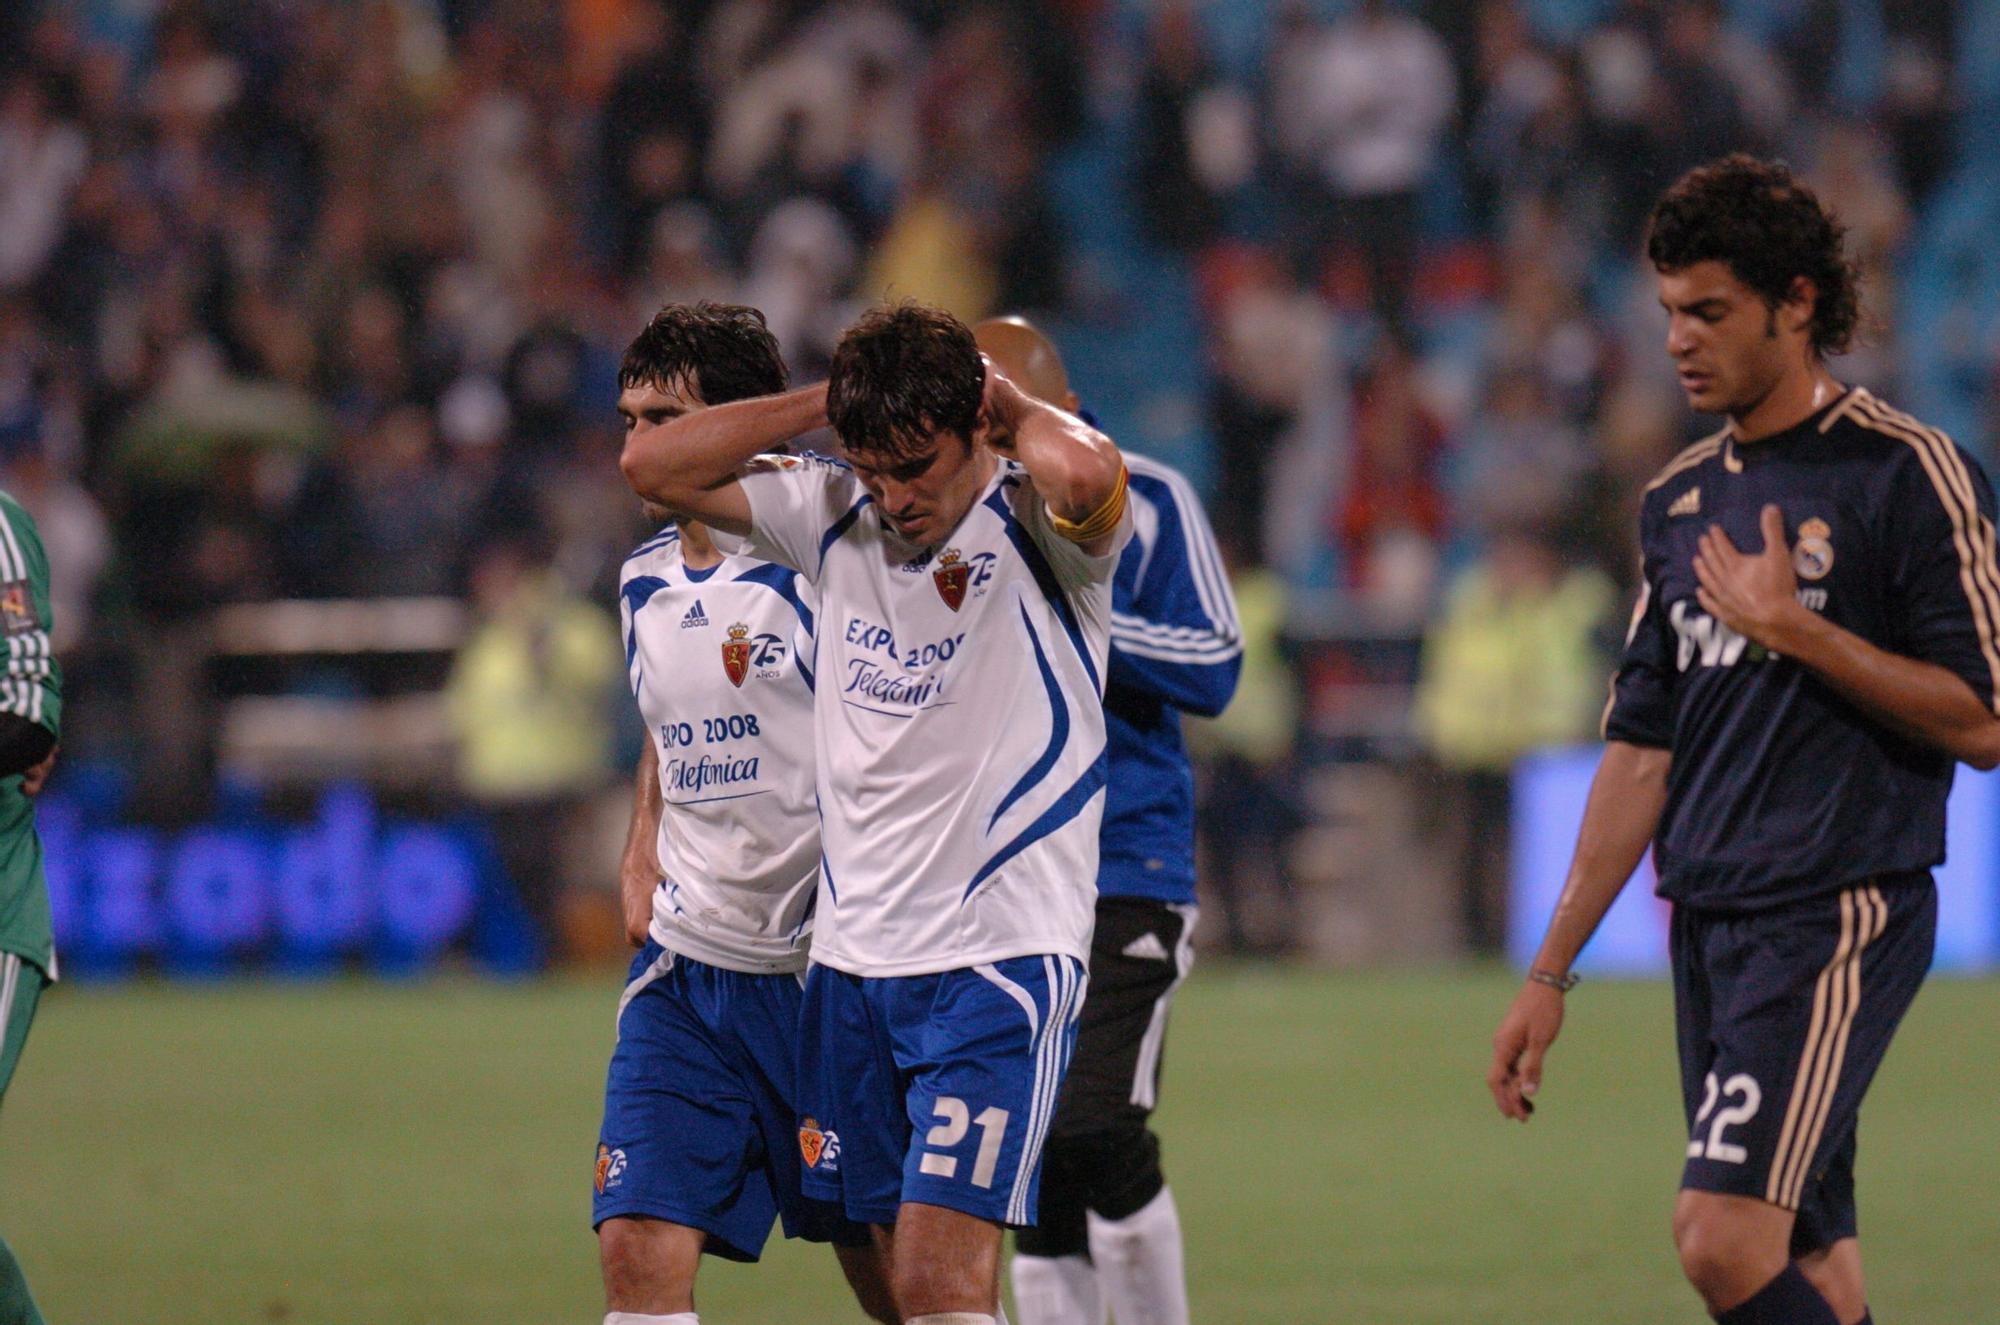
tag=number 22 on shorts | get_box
[1687,1071,1762,1164]
[918,1096,1010,1188]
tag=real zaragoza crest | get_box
[798,1117,827,1168]
[594,1143,625,1193]
[933,548,969,611]
[721,622,752,687]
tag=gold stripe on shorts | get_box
[1781,885,1888,1209]
[1764,886,1885,1207]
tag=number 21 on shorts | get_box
[919,1096,1010,1188]
[1688,1071,1761,1164]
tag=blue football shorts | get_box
[796,954,1086,1227]
[1673,874,1935,1254]
[593,941,867,1260]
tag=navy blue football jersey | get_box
[1604,388,2000,910]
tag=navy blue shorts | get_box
[797,956,1086,1227]
[1672,875,1936,1253]
[593,942,867,1261]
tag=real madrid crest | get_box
[1793,517,1834,582]
[721,622,752,687]
[933,547,969,611]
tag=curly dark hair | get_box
[1644,154,1860,357]
[620,302,788,405]
[826,301,984,460]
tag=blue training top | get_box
[1098,447,1243,904]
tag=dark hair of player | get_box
[826,301,985,460]
[620,302,789,405]
[1644,153,1860,358]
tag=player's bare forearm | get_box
[619,384,827,532]
[982,366,1122,537]
[1489,740,1668,1122]
[1756,608,2000,769]
[1008,406,1121,520]
[1533,740,1671,973]
[620,743,665,947]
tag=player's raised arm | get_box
[1488,740,1670,1122]
[980,362,1127,558]
[619,382,830,536]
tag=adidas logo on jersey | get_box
[1121,932,1171,962]
[1668,487,1701,518]
[681,600,708,629]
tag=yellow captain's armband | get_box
[1050,464,1128,544]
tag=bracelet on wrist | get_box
[1528,967,1580,993]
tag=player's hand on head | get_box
[1693,504,1798,646]
[976,353,1024,454]
[1488,982,1566,1122]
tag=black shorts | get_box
[1048,896,1198,1141]
[1672,874,1936,1252]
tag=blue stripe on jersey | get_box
[731,562,814,636]
[627,526,680,562]
[982,486,1100,693]
[620,575,670,668]
[820,495,873,571]
[964,753,1109,900]
[989,603,1070,831]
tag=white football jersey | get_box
[620,525,821,973]
[734,453,1131,977]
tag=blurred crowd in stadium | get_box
[0,0,1993,959]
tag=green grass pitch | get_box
[3,967,1995,1323]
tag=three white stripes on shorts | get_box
[978,957,1084,1225]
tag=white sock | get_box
[604,1314,696,1324]
[1087,1187,1189,1325]
[1010,1253,1105,1325]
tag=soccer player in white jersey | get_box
[620,301,1132,1325]
[595,303,894,1325]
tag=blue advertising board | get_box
[41,783,543,977]
[1510,747,2000,973]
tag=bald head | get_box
[973,315,1078,412]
